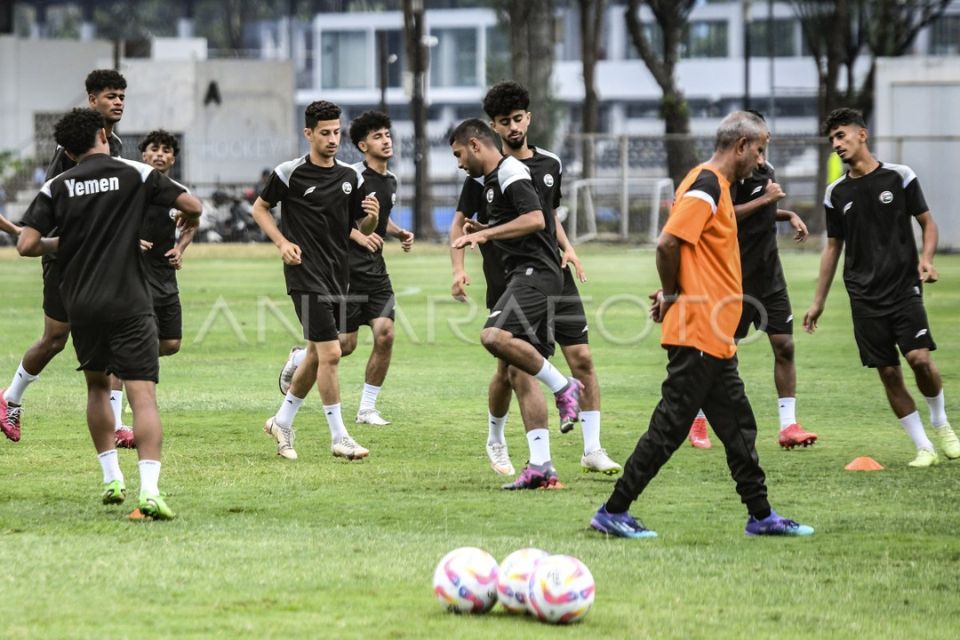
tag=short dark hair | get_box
[138,129,180,156]
[448,118,499,148]
[305,100,342,129]
[349,110,392,149]
[822,108,866,135]
[482,81,530,120]
[54,108,106,157]
[745,108,766,122]
[85,69,127,95]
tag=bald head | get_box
[715,111,768,151]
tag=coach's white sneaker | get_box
[264,416,297,460]
[486,441,515,476]
[356,408,391,426]
[332,435,369,460]
[278,346,303,396]
[581,448,622,475]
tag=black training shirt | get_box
[733,162,786,297]
[346,162,397,291]
[457,175,506,304]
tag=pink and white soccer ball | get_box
[527,554,596,624]
[497,547,549,613]
[432,547,499,614]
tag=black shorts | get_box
[553,268,589,347]
[735,287,793,340]
[72,313,160,382]
[344,284,395,334]
[154,297,183,341]
[291,291,345,343]
[853,301,937,368]
[483,270,562,359]
[42,260,69,324]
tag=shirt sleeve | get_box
[457,178,482,217]
[824,201,843,239]
[662,169,720,246]
[146,171,187,209]
[552,169,562,210]
[350,174,366,221]
[904,177,929,218]
[504,178,542,217]
[21,190,57,236]
[259,171,288,207]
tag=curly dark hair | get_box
[482,81,530,120]
[138,129,180,156]
[822,108,866,135]
[305,100,342,129]
[349,110,392,149]
[54,108,106,157]
[85,69,127,95]
[448,118,498,148]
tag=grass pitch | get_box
[1,243,959,639]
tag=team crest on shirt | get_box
[168,208,177,221]
[342,182,353,194]
[543,174,554,188]
[391,193,397,205]
[879,191,893,204]
[485,188,494,203]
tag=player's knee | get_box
[565,348,594,378]
[773,337,795,363]
[374,325,394,350]
[480,328,504,354]
[42,330,70,355]
[905,350,931,374]
[339,336,357,357]
[877,366,903,388]
[159,340,181,357]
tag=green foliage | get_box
[1,245,959,638]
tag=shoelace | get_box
[6,405,21,424]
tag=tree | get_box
[624,0,699,187]
[578,0,604,180]
[494,0,559,149]
[402,0,433,239]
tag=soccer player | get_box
[687,111,818,451]
[450,119,583,489]
[474,81,620,475]
[277,111,414,426]
[138,130,196,357]
[252,100,380,461]
[589,111,814,538]
[1,69,132,446]
[16,108,201,519]
[803,107,959,467]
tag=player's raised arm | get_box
[357,192,380,235]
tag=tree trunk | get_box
[578,0,604,180]
[502,0,558,149]
[403,0,433,239]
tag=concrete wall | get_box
[0,35,112,156]
[875,57,960,248]
[121,58,297,185]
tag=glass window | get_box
[684,20,728,58]
[321,30,369,89]
[486,25,510,85]
[929,15,960,55]
[430,27,478,88]
[375,30,406,89]
[748,18,797,57]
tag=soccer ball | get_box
[497,547,549,613]
[527,554,596,624]
[432,547,499,614]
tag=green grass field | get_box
[1,243,959,639]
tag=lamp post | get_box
[742,0,752,110]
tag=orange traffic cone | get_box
[845,456,884,471]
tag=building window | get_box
[321,30,369,89]
[748,19,797,57]
[375,30,405,88]
[486,25,510,85]
[684,20,728,58]
[929,15,960,55]
[430,27,478,88]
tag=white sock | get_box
[138,459,161,497]
[534,360,568,393]
[487,412,507,445]
[97,449,123,484]
[4,363,39,405]
[900,411,934,451]
[110,391,123,430]
[291,347,307,367]
[323,403,349,442]
[359,383,381,413]
[925,390,948,428]
[778,397,797,430]
[276,392,304,427]
[695,409,706,421]
[581,410,601,454]
[526,428,551,465]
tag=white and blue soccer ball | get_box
[527,554,596,624]
[432,547,499,614]
[497,547,549,613]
